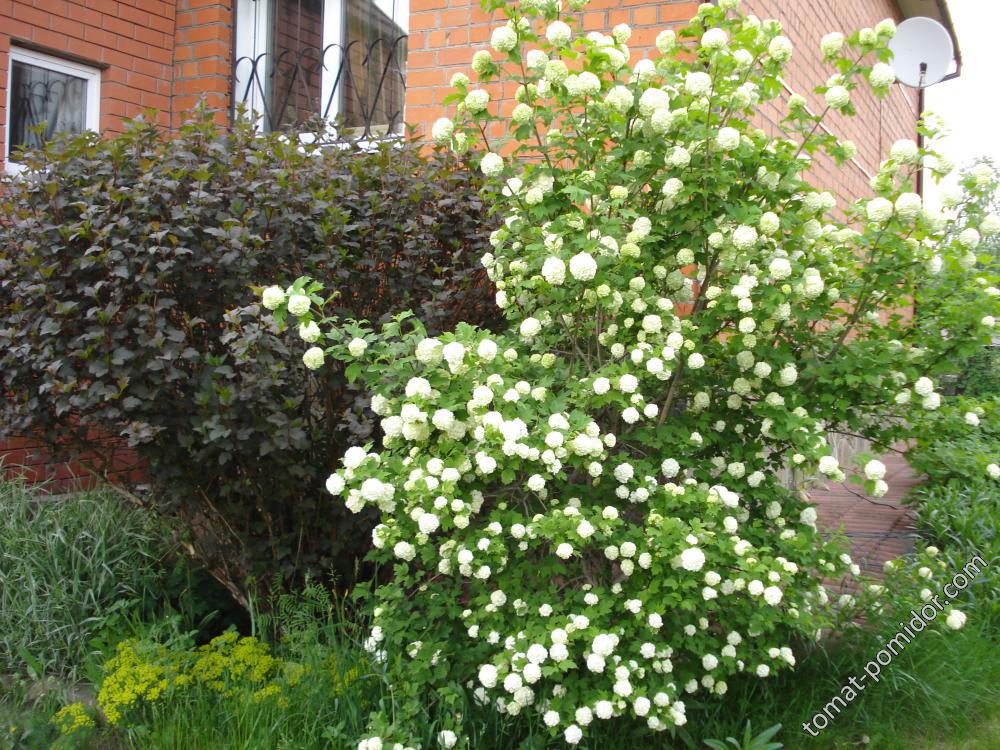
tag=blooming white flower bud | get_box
[298,321,321,343]
[302,347,324,370]
[287,294,310,316]
[491,26,518,53]
[464,89,490,113]
[546,20,572,47]
[820,32,844,57]
[701,28,728,50]
[480,152,504,176]
[864,459,886,480]
[431,117,454,144]
[825,85,850,109]
[768,35,793,62]
[685,71,712,96]
[569,252,598,281]
[348,338,368,357]
[869,62,895,89]
[890,139,919,164]
[680,547,706,571]
[262,285,285,310]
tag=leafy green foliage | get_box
[266,0,999,744]
[0,110,495,603]
[704,722,783,750]
[906,397,1000,485]
[0,481,163,681]
[905,396,1000,625]
[947,346,1000,398]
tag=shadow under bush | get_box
[0,109,496,607]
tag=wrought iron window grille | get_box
[233,34,407,142]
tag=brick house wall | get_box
[405,0,920,206]
[743,0,920,207]
[0,0,233,173]
[0,0,927,491]
[0,0,234,488]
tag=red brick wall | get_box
[405,0,702,141]
[0,0,235,171]
[404,0,919,205]
[0,435,146,493]
[743,0,920,206]
[172,0,234,127]
[0,0,176,167]
[0,0,234,489]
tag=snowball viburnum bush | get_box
[263,1,998,745]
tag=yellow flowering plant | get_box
[90,630,363,734]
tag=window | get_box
[4,47,100,172]
[234,0,408,136]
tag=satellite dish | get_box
[889,16,954,88]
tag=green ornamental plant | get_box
[0,111,494,604]
[265,0,999,746]
[0,482,162,680]
[704,721,782,750]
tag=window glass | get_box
[340,0,407,131]
[9,59,89,153]
[269,0,325,130]
[238,0,408,133]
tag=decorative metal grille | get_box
[233,0,407,140]
[9,61,88,152]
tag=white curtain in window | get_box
[9,60,88,151]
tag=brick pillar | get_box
[172,0,234,127]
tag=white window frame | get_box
[4,46,101,174]
[234,0,407,135]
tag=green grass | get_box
[0,480,164,681]
[2,472,996,750]
[716,619,998,750]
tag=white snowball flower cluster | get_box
[299,320,321,343]
[261,285,285,310]
[431,117,454,144]
[569,252,598,281]
[287,294,311,316]
[464,89,490,113]
[945,610,967,630]
[302,347,324,370]
[262,2,1000,745]
[820,32,845,57]
[542,256,566,285]
[546,20,572,46]
[825,85,850,109]
[890,138,919,164]
[491,26,518,53]
[768,35,793,62]
[685,71,712,96]
[679,547,706,572]
[869,62,895,89]
[480,152,504,177]
[864,459,886,483]
[768,257,791,280]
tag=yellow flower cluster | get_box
[250,683,288,708]
[83,631,363,728]
[97,640,172,725]
[52,703,96,735]
[326,654,361,696]
[190,632,278,690]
